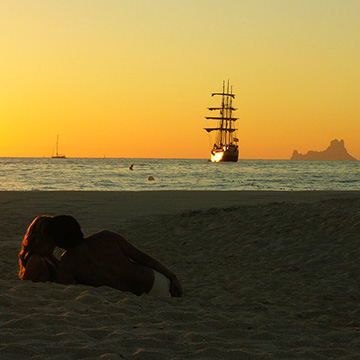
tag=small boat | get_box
[51,135,66,158]
[204,81,239,162]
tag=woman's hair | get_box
[18,215,53,279]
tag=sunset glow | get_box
[211,151,224,163]
[1,1,359,159]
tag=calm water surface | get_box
[0,158,359,191]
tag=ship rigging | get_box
[204,80,239,162]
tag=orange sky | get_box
[1,1,359,159]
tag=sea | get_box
[0,157,359,191]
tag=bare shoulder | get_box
[85,230,125,249]
[86,230,119,241]
[23,255,49,282]
[26,254,45,266]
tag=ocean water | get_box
[0,157,359,191]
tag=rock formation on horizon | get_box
[291,139,357,160]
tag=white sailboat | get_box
[51,135,66,158]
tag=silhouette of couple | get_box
[19,215,183,297]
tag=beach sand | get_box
[1,191,360,359]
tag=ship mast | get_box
[204,80,238,148]
[55,135,59,156]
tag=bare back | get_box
[58,231,155,296]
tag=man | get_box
[46,215,183,297]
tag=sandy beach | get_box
[1,190,360,359]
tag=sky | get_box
[1,0,359,159]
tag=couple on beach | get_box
[18,215,183,297]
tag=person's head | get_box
[45,215,84,250]
[18,215,55,279]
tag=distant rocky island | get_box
[291,139,357,161]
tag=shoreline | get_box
[1,190,359,235]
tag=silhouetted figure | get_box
[129,164,134,170]
[18,216,59,282]
[47,215,183,297]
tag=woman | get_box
[18,215,60,282]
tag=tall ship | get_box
[51,135,66,158]
[204,81,239,162]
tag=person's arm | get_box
[100,230,183,297]
[57,252,76,285]
[169,277,183,297]
[23,255,50,282]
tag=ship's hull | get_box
[210,145,238,162]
